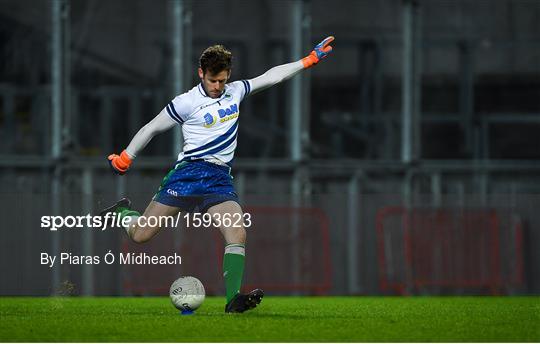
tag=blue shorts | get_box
[153,160,239,213]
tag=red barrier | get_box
[376,207,524,295]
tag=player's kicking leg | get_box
[100,198,181,243]
[207,200,264,313]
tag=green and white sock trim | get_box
[223,243,246,303]
[224,243,245,256]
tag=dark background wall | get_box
[0,0,539,296]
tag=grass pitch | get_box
[0,296,538,342]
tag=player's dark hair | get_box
[199,45,232,75]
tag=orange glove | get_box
[302,36,335,68]
[107,150,132,175]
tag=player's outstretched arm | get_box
[107,110,177,175]
[248,36,334,95]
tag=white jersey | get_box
[165,80,251,165]
[124,60,304,163]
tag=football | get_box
[169,276,205,312]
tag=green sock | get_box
[117,207,140,219]
[223,243,245,303]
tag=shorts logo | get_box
[167,189,178,197]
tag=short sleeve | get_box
[165,93,191,124]
[229,80,251,102]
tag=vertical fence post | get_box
[51,0,69,294]
[347,172,361,294]
[82,167,94,296]
[401,0,422,164]
[171,0,185,158]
